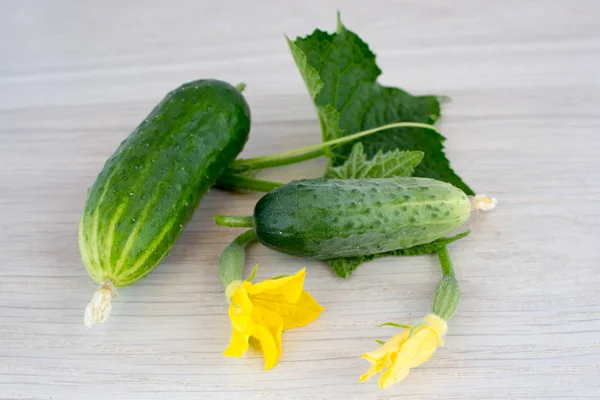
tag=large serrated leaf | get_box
[287,15,474,195]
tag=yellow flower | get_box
[360,314,447,388]
[223,267,324,369]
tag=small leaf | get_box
[324,143,424,179]
[326,231,470,279]
[374,339,386,345]
[327,257,363,279]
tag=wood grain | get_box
[1,1,599,399]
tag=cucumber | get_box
[79,79,250,326]
[252,177,471,260]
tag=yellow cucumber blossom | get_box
[360,314,447,388]
[361,246,460,389]
[224,267,324,369]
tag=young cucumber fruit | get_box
[79,79,250,326]
[253,177,471,260]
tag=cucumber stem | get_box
[214,215,254,228]
[229,121,439,172]
[84,280,114,328]
[215,172,284,192]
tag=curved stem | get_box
[229,122,439,172]
[215,172,284,192]
[233,229,257,246]
[228,149,326,173]
[214,215,254,228]
[437,246,455,278]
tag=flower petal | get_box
[224,327,250,358]
[359,364,379,383]
[363,329,409,363]
[228,282,253,333]
[248,268,306,303]
[379,365,410,389]
[407,331,439,367]
[383,328,439,383]
[360,314,449,388]
[423,314,447,338]
[251,309,284,370]
[223,269,322,370]
[253,289,324,330]
[284,290,324,329]
[359,357,390,382]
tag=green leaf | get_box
[326,231,470,279]
[287,14,474,195]
[327,258,363,279]
[324,142,423,179]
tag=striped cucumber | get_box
[219,177,471,260]
[79,79,250,327]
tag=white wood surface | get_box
[1,1,599,399]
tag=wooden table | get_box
[1,1,599,399]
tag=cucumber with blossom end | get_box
[79,79,251,328]
[251,177,472,259]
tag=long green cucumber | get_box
[252,177,471,259]
[79,79,250,327]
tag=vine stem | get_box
[215,172,284,192]
[228,122,439,172]
[233,229,257,246]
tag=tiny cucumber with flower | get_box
[215,177,472,260]
[79,79,251,328]
[218,230,324,369]
[360,246,461,389]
